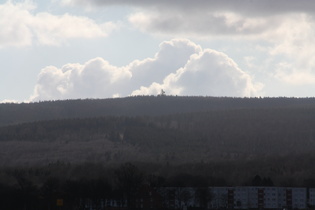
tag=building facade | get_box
[209,186,307,210]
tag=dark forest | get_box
[1,96,315,209]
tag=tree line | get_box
[0,161,301,210]
[1,96,315,126]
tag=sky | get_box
[2,0,315,103]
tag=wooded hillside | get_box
[1,96,315,126]
[1,96,315,187]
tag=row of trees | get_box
[0,162,279,210]
[0,163,225,210]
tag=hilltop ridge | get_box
[1,96,315,188]
[1,96,315,126]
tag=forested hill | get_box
[2,101,315,165]
[2,96,315,186]
[1,96,315,126]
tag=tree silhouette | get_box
[114,163,144,208]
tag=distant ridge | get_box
[2,95,315,185]
[1,96,315,126]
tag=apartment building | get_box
[209,186,307,210]
[309,188,315,207]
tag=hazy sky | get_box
[2,0,315,102]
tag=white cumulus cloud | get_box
[31,58,131,100]
[131,49,261,97]
[0,1,117,48]
[125,39,202,94]
[30,39,262,101]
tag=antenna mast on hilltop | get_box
[159,89,166,96]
